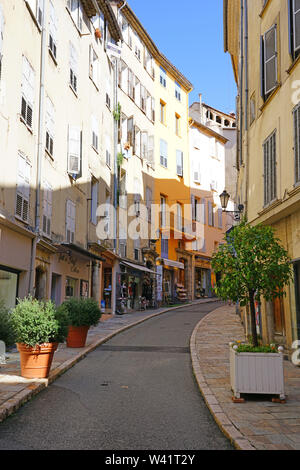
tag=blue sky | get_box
[127,0,237,114]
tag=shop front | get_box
[0,219,34,309]
[194,257,212,299]
[159,258,186,304]
[118,260,157,312]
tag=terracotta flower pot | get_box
[66,325,90,348]
[95,28,102,39]
[17,342,58,379]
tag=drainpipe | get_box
[244,0,249,218]
[28,0,46,294]
[238,0,244,172]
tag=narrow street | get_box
[0,302,232,450]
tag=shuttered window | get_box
[263,131,277,206]
[68,125,81,176]
[148,135,155,166]
[67,0,83,32]
[21,56,35,129]
[176,150,183,176]
[91,115,99,151]
[42,181,52,237]
[160,67,167,87]
[69,42,78,93]
[294,104,300,183]
[261,25,277,100]
[25,0,44,28]
[66,200,76,243]
[289,0,300,60]
[89,46,99,87]
[141,131,148,160]
[208,201,214,226]
[16,152,30,222]
[91,180,98,225]
[160,139,168,168]
[45,96,55,157]
[49,1,58,59]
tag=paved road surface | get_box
[0,301,233,450]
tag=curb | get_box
[0,299,218,425]
[190,307,256,451]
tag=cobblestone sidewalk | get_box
[0,299,217,425]
[190,305,300,450]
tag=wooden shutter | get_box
[91,115,99,150]
[66,200,75,243]
[42,181,52,237]
[293,0,300,57]
[264,25,277,97]
[16,153,30,222]
[68,125,81,175]
[260,35,265,101]
[294,105,300,182]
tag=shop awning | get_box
[120,261,157,275]
[56,243,106,262]
[161,259,185,270]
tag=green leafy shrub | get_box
[235,344,278,354]
[11,296,68,347]
[61,297,101,328]
[0,299,16,347]
[54,303,70,344]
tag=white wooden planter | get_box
[230,345,285,400]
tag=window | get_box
[140,85,146,113]
[106,135,111,168]
[148,135,154,166]
[191,195,199,221]
[200,199,206,224]
[293,103,300,183]
[91,11,104,39]
[91,179,98,225]
[151,97,155,122]
[160,100,166,124]
[261,24,278,101]
[175,82,181,101]
[89,46,99,87]
[120,60,128,93]
[160,66,167,87]
[146,187,152,223]
[42,181,52,237]
[134,77,141,106]
[49,1,58,60]
[66,200,76,243]
[134,126,141,157]
[175,113,180,136]
[127,116,134,147]
[25,0,44,28]
[128,69,134,99]
[45,96,55,157]
[208,201,214,226]
[218,208,223,229]
[160,139,168,168]
[193,156,201,183]
[16,152,30,222]
[161,236,168,259]
[69,42,78,93]
[144,48,154,77]
[21,56,35,129]
[68,125,81,176]
[141,131,148,160]
[160,196,167,228]
[106,75,112,110]
[263,131,277,205]
[288,0,300,60]
[65,277,77,298]
[176,150,183,177]
[91,115,99,151]
[67,0,83,32]
[177,203,183,231]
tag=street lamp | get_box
[219,190,244,219]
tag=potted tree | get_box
[11,296,69,379]
[60,298,101,348]
[212,221,293,401]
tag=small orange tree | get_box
[212,221,292,347]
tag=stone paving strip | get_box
[190,305,300,451]
[0,299,218,425]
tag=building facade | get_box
[0,0,121,310]
[188,98,237,299]
[224,0,300,355]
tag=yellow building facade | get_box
[224,0,300,355]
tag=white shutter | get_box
[66,200,76,243]
[142,132,148,160]
[148,135,154,165]
[16,153,30,221]
[134,127,141,157]
[36,0,43,27]
[46,96,55,137]
[43,181,52,237]
[0,5,4,56]
[68,125,81,175]
[134,79,141,106]
[91,114,99,150]
[176,150,183,176]
[121,115,127,146]
[49,1,58,58]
